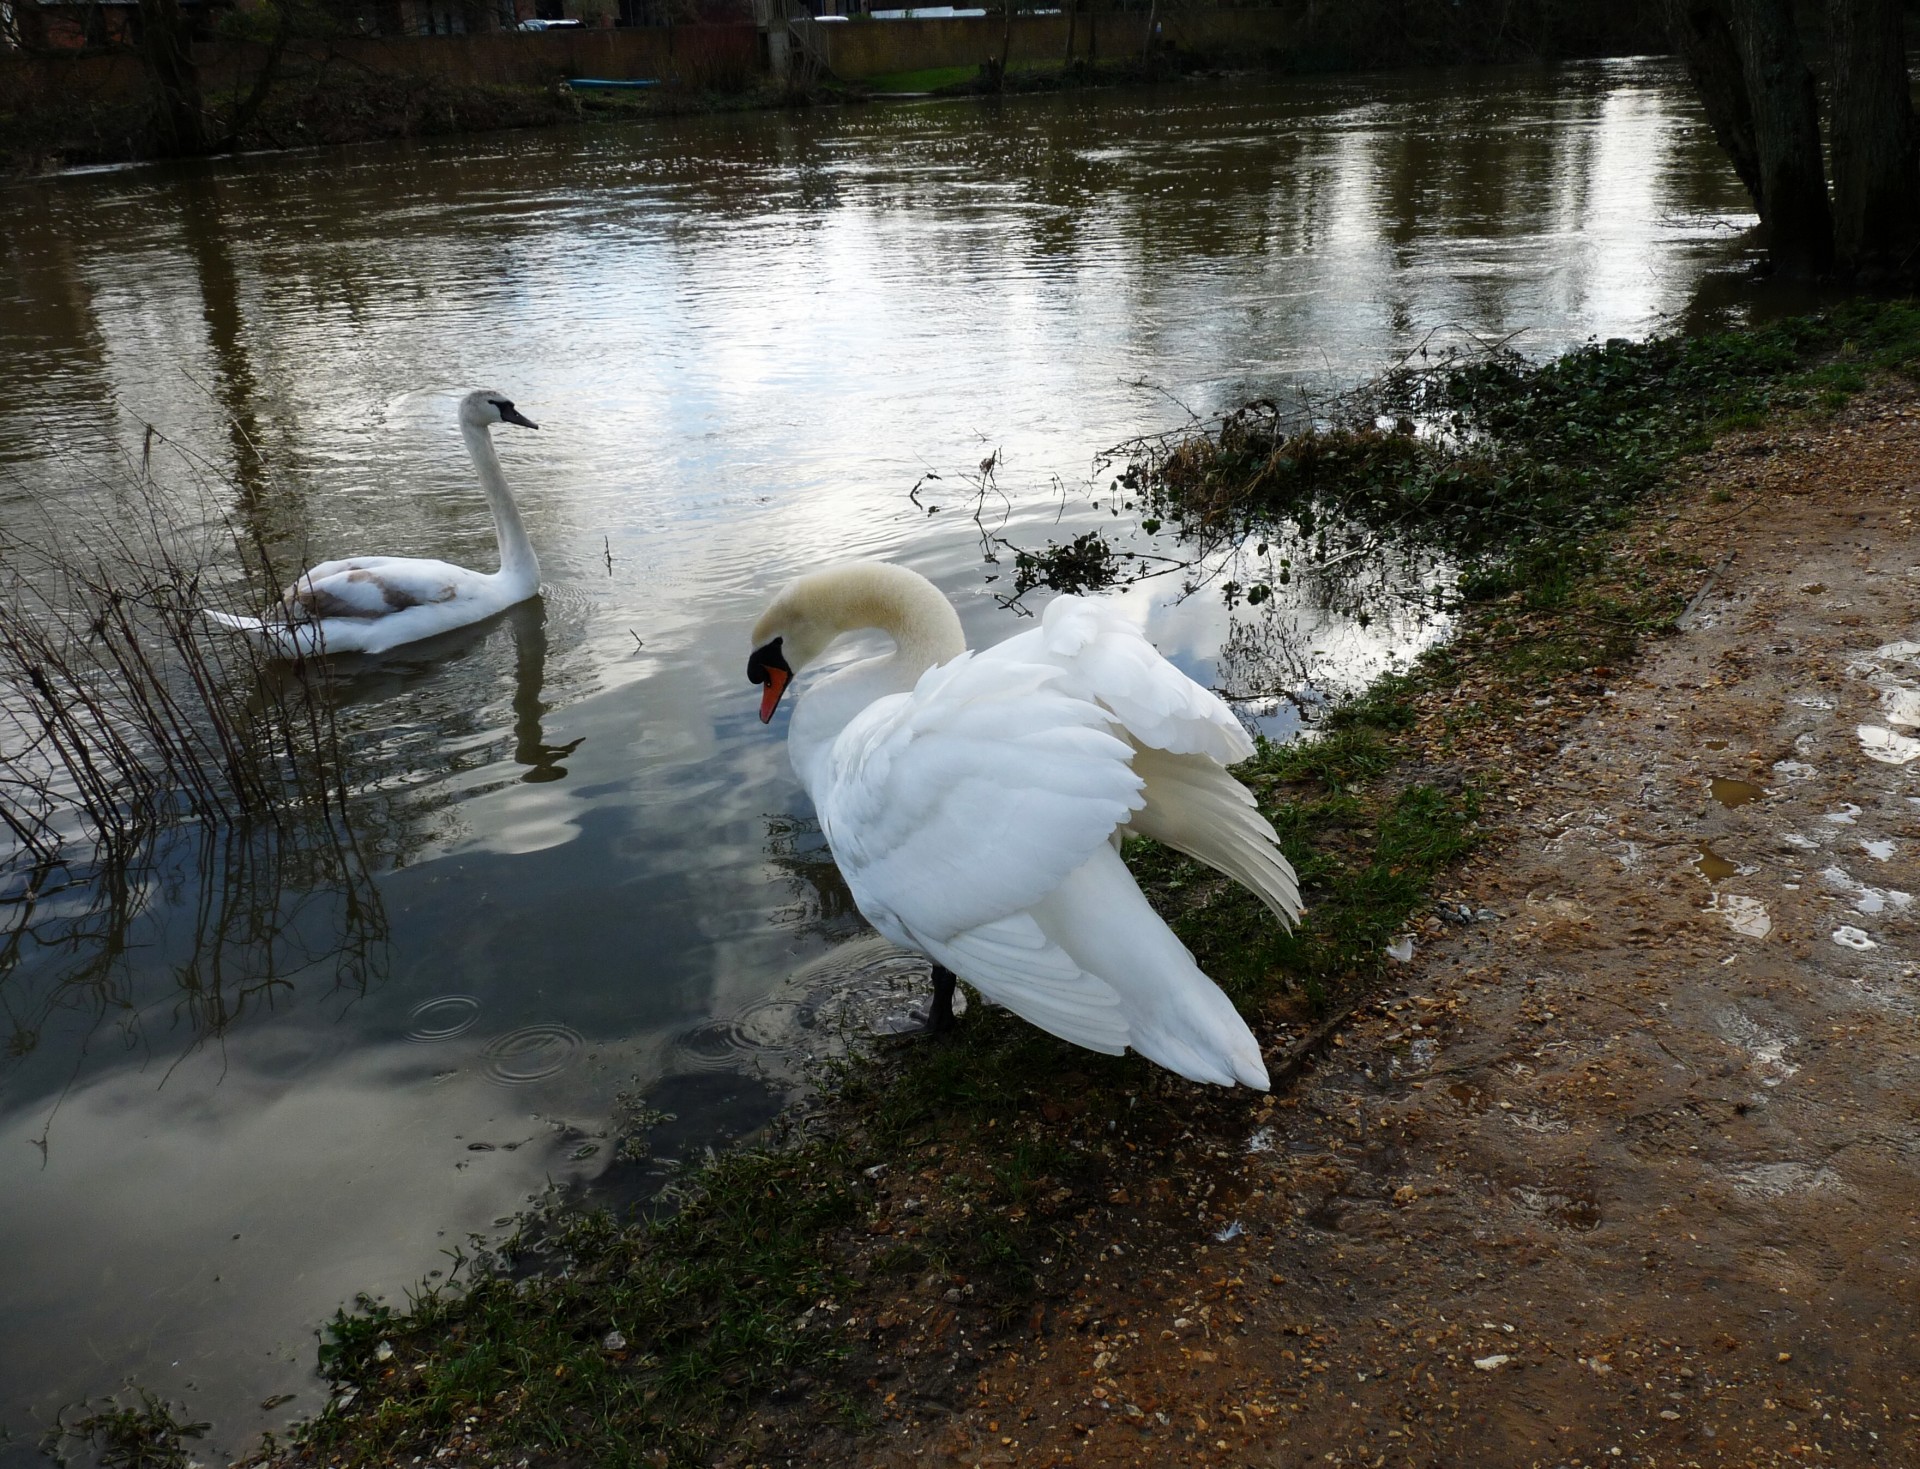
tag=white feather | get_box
[756,565,1300,1089]
[203,390,541,658]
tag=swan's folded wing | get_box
[1030,595,1254,765]
[1126,744,1302,927]
[921,913,1129,1055]
[287,559,475,619]
[819,651,1146,944]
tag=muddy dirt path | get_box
[844,394,1920,1468]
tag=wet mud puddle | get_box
[1693,840,1739,881]
[1709,775,1766,807]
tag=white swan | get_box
[205,389,542,657]
[748,561,1301,1089]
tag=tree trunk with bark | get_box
[1827,0,1920,278]
[1732,0,1833,276]
[1662,0,1762,205]
[136,0,207,155]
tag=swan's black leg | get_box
[929,965,958,1034]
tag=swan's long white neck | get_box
[464,421,539,595]
[831,569,968,676]
[781,566,967,794]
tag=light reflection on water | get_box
[0,59,1756,1460]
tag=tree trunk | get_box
[136,0,207,155]
[1827,0,1920,278]
[212,1,293,154]
[1731,0,1833,276]
[1663,0,1762,208]
[1063,0,1076,69]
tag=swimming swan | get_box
[205,389,541,657]
[748,561,1301,1089]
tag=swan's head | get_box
[747,561,965,724]
[747,578,836,725]
[459,388,539,431]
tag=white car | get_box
[518,17,587,29]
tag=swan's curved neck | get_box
[463,422,538,592]
[836,569,967,677]
[783,568,966,794]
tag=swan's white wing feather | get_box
[819,651,1146,945]
[1125,744,1302,926]
[1028,595,1254,764]
[921,914,1130,1055]
[999,594,1300,930]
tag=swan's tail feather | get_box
[1130,1028,1267,1090]
[1030,844,1273,1090]
[201,608,320,658]
[202,609,267,634]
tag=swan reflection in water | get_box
[506,598,584,784]
[326,593,585,786]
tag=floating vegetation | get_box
[40,1387,209,1469]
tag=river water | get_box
[0,59,1755,1462]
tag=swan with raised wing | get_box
[748,561,1301,1089]
[205,389,542,657]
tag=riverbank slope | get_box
[3,2,1667,175]
[816,383,1920,1469]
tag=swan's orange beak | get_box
[758,665,791,724]
[748,636,793,724]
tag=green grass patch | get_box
[300,1146,860,1465]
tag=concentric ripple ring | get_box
[405,994,481,1043]
[481,1023,585,1085]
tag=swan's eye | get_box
[490,399,511,412]
[747,637,788,685]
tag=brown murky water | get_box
[1710,775,1767,807]
[0,60,1760,1462]
[1694,839,1739,880]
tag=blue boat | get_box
[568,78,663,89]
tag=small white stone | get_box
[1473,1354,1512,1371]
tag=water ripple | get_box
[480,1023,585,1085]
[404,994,481,1043]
